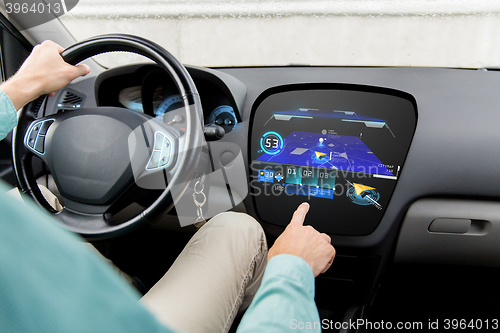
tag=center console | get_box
[248,84,417,308]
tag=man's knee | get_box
[205,212,267,250]
[209,211,262,233]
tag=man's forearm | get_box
[0,76,40,110]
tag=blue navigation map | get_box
[256,131,393,176]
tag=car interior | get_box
[2,2,500,332]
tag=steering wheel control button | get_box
[34,136,45,153]
[39,120,54,135]
[154,135,163,150]
[159,155,168,167]
[147,151,161,169]
[160,149,170,165]
[27,128,39,148]
[25,119,54,155]
[146,131,171,170]
[28,137,36,148]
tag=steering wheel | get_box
[12,34,204,240]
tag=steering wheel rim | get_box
[12,34,204,240]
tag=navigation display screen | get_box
[250,86,416,235]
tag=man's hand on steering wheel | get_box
[0,40,90,110]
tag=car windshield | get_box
[59,0,500,69]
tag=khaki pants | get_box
[8,188,268,333]
[141,212,268,333]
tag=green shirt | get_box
[0,89,17,141]
[0,90,320,332]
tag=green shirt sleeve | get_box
[237,254,321,333]
[0,89,18,140]
[0,181,175,333]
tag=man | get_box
[0,40,335,332]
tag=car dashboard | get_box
[95,64,244,132]
[40,63,500,307]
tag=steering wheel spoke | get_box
[55,208,142,239]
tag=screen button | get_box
[258,169,275,183]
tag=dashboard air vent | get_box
[57,89,85,112]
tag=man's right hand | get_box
[0,40,90,110]
[267,202,335,277]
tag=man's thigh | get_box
[141,212,268,333]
